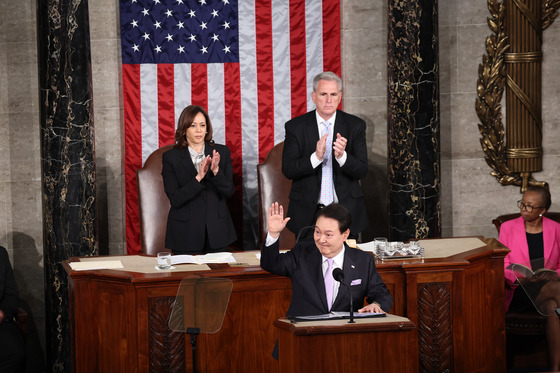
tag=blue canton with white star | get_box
[120,0,239,64]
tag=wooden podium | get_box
[64,237,509,372]
[275,315,417,372]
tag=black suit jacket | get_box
[260,240,392,317]
[282,110,368,235]
[162,143,237,253]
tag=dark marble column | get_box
[387,0,440,241]
[37,0,97,371]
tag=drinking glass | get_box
[157,252,172,270]
[374,237,388,261]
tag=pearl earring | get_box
[539,214,543,217]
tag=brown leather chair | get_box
[136,144,174,256]
[257,142,296,250]
[494,212,560,369]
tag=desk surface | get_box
[66,236,506,275]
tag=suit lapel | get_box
[513,217,531,265]
[542,217,556,267]
[179,148,197,176]
[332,245,356,308]
[307,247,329,311]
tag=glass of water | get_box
[157,252,172,270]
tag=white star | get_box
[222,0,229,4]
[178,45,185,53]
[154,21,162,29]
[200,22,208,30]
[132,44,140,52]
[131,19,138,28]
[211,33,219,42]
[222,21,230,29]
[176,0,184,4]
[165,9,173,17]
[154,45,162,53]
[153,0,161,4]
[166,33,173,42]
[177,21,185,29]
[211,9,219,17]
[223,45,231,53]
[188,10,196,18]
[200,46,208,54]
[141,8,149,16]
[199,0,207,4]
[188,34,197,42]
[142,32,150,40]
[132,0,137,3]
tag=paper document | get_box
[69,260,124,271]
[356,242,376,252]
[292,311,386,321]
[170,252,236,265]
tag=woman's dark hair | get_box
[525,185,552,210]
[175,105,214,148]
[315,203,352,233]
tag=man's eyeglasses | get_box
[517,200,543,213]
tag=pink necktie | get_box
[320,121,334,205]
[324,258,334,310]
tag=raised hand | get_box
[315,133,329,160]
[210,150,220,175]
[333,133,347,159]
[195,155,211,182]
[268,202,291,239]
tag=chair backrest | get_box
[257,142,295,250]
[136,144,175,255]
[492,212,560,233]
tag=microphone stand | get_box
[333,268,355,323]
[346,284,355,324]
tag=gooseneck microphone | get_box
[332,268,355,323]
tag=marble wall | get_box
[1,0,560,364]
[0,0,46,368]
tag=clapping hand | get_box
[333,133,347,159]
[315,133,329,160]
[268,202,290,239]
[196,155,212,182]
[210,150,220,175]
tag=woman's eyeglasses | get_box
[517,200,543,213]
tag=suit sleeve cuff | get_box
[335,151,347,166]
[310,153,322,169]
[265,232,280,246]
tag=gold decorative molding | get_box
[476,0,559,192]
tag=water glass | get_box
[157,252,172,270]
[374,237,388,261]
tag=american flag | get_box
[119,0,341,254]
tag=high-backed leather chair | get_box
[136,144,174,255]
[257,142,295,250]
[494,211,560,369]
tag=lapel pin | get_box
[351,265,355,269]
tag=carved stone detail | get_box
[418,283,452,373]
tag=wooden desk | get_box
[275,315,417,372]
[64,236,509,373]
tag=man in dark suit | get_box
[282,71,368,239]
[260,203,392,317]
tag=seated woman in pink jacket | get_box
[500,185,560,370]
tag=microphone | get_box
[332,268,355,323]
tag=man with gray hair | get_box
[282,71,368,239]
